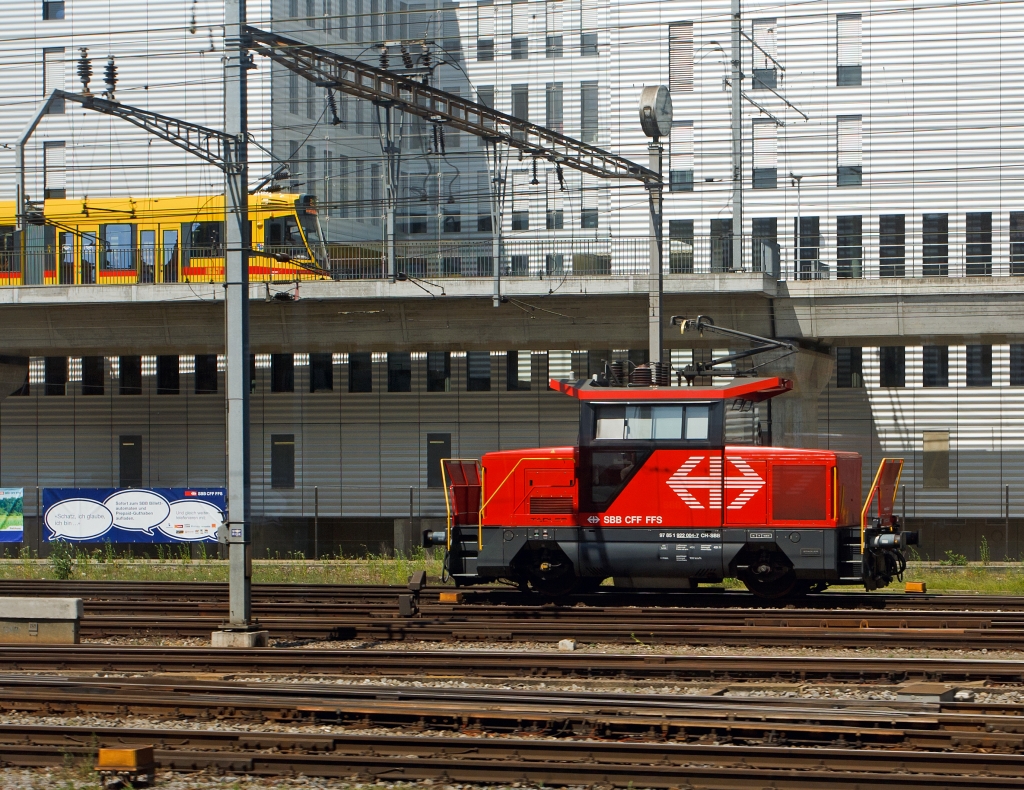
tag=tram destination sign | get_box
[43,488,225,543]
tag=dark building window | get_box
[44,356,66,396]
[751,217,778,276]
[836,347,862,388]
[426,352,451,392]
[511,211,529,231]
[711,218,733,272]
[879,214,905,278]
[546,34,563,57]
[669,219,695,274]
[388,352,412,392]
[966,344,992,387]
[309,353,333,392]
[348,352,372,392]
[1012,213,1024,276]
[1012,345,1024,386]
[922,213,949,276]
[836,215,862,279]
[271,434,295,489]
[510,254,529,276]
[427,433,451,488]
[580,81,598,143]
[466,351,492,391]
[546,210,564,230]
[119,435,143,488]
[922,346,949,387]
[81,356,105,395]
[879,346,905,388]
[580,32,597,56]
[270,354,294,392]
[194,355,218,394]
[511,36,528,59]
[923,431,949,490]
[965,212,993,276]
[119,356,142,395]
[477,214,492,232]
[669,170,693,192]
[43,1,65,20]
[581,208,599,229]
[795,216,821,279]
[156,355,179,395]
[477,39,494,61]
[507,350,531,390]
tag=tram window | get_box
[183,221,224,255]
[102,224,135,270]
[140,230,156,283]
[265,216,303,246]
[58,232,74,285]
[594,404,707,441]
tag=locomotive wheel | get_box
[741,572,812,599]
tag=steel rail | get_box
[2,646,1023,683]
[1,674,1022,752]
[2,723,1021,787]
[3,579,1021,612]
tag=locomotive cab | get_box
[437,374,914,598]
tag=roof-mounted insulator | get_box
[326,89,341,125]
[77,47,92,95]
[103,56,118,101]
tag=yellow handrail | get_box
[440,457,482,552]
[860,457,904,553]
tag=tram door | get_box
[161,228,178,282]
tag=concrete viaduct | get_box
[1,275,1022,356]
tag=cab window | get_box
[595,404,709,441]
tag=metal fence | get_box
[4,236,1024,285]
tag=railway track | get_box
[8,579,1024,647]
[5,578,1024,611]
[6,721,1021,788]
[4,671,1024,787]
[3,645,1024,683]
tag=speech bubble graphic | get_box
[45,499,114,541]
[158,499,223,541]
[104,490,171,535]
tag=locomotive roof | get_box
[550,376,793,402]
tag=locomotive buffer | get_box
[431,321,916,598]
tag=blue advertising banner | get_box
[0,488,24,543]
[43,488,225,543]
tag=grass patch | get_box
[0,544,446,586]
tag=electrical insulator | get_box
[379,46,389,70]
[530,158,539,185]
[401,46,414,69]
[438,125,446,155]
[556,163,565,191]
[77,47,93,95]
[103,56,118,101]
[422,48,432,69]
[326,90,342,125]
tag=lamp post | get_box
[638,86,672,367]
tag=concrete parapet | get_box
[0,597,83,644]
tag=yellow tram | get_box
[0,193,329,285]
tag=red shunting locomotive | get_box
[433,326,916,598]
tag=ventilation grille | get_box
[530,497,574,514]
